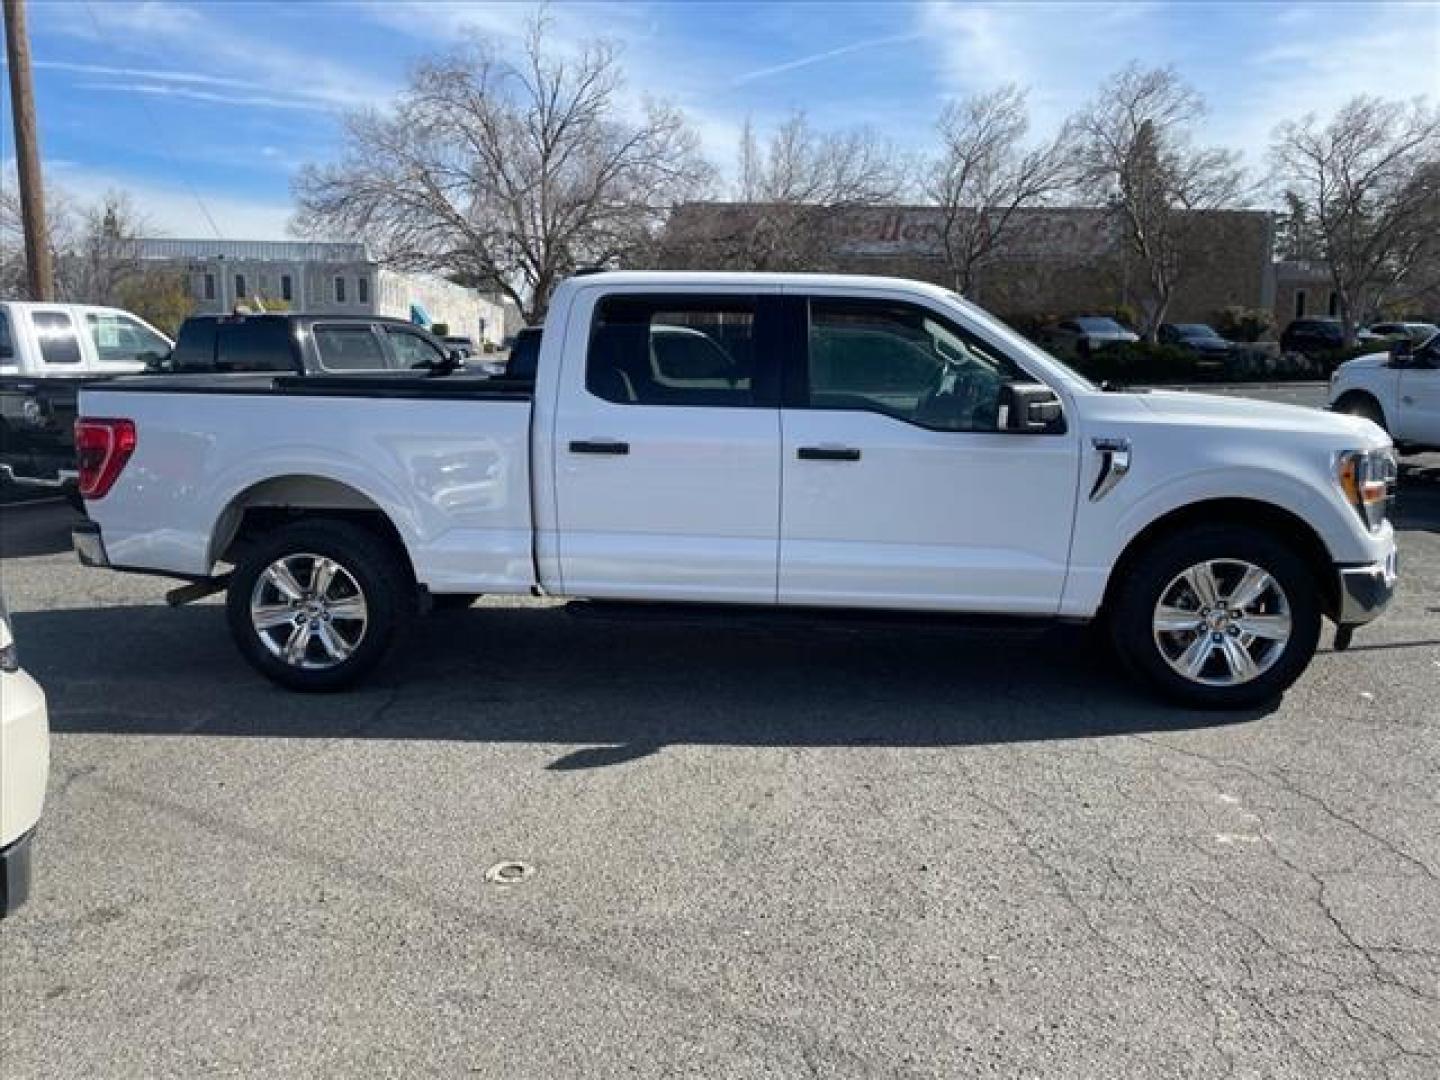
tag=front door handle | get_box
[1402,395,1415,405]
[569,439,630,455]
[797,445,861,462]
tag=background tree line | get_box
[0,186,193,334]
[289,16,1439,345]
[5,15,1435,348]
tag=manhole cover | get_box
[484,860,535,885]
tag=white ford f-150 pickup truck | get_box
[72,272,1399,708]
[1329,331,1440,453]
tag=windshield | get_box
[1175,324,1218,338]
[1076,317,1126,333]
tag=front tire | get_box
[1110,525,1322,709]
[226,519,412,691]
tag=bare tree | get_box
[292,18,712,323]
[1271,97,1440,343]
[1071,64,1244,340]
[0,178,74,299]
[927,85,1073,300]
[667,111,906,271]
[67,191,148,305]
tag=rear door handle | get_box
[797,445,861,462]
[569,439,630,455]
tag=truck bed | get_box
[79,375,538,595]
[92,371,535,401]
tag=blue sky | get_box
[4,0,1436,239]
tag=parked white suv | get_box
[1,593,49,916]
[73,272,1398,708]
[1329,332,1440,452]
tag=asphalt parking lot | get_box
[1,454,1437,1078]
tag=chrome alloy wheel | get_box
[1152,559,1292,687]
[249,554,368,670]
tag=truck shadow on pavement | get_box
[18,601,1273,767]
[1396,455,1440,533]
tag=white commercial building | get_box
[132,239,508,346]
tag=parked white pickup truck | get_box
[73,272,1399,708]
[1329,331,1440,453]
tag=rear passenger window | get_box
[215,318,297,372]
[0,311,13,361]
[587,296,757,407]
[32,311,82,365]
[314,325,388,371]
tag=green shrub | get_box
[1212,306,1274,343]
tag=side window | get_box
[204,274,216,301]
[0,311,13,362]
[235,274,247,300]
[357,277,369,305]
[587,295,757,407]
[385,327,444,368]
[215,318,297,372]
[334,277,346,304]
[171,319,218,371]
[806,298,1023,433]
[281,274,293,302]
[31,311,83,365]
[315,325,389,371]
[86,312,171,364]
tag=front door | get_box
[552,291,783,602]
[1397,353,1440,445]
[779,295,1081,614]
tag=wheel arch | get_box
[1332,388,1388,428]
[209,474,417,583]
[1100,498,1340,622]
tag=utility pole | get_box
[4,0,54,300]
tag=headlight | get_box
[1336,447,1398,531]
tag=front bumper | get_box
[1337,546,1398,626]
[0,827,35,917]
[73,521,110,568]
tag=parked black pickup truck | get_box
[159,313,463,375]
[2,310,461,500]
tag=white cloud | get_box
[74,82,332,114]
[52,164,295,239]
[36,1,399,110]
[733,32,923,86]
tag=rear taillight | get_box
[74,418,137,500]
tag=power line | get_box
[81,0,224,240]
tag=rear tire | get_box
[226,519,412,692]
[1110,525,1322,709]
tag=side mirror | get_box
[1389,338,1414,366]
[1001,382,1066,434]
[139,350,170,371]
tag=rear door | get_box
[778,292,1081,614]
[551,289,783,602]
